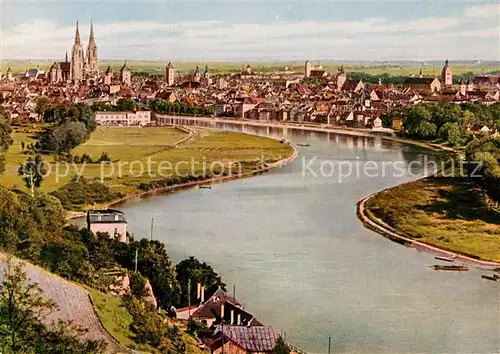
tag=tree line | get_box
[388,102,500,146]
[34,100,97,155]
[149,99,212,116]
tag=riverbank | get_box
[358,177,500,269]
[67,139,298,220]
[156,115,461,154]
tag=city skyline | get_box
[1,1,499,61]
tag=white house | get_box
[95,110,151,127]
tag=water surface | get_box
[118,122,499,353]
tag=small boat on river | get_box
[435,255,456,262]
[297,143,310,147]
[430,265,469,271]
[481,275,498,282]
[198,185,212,189]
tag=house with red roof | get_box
[207,325,279,354]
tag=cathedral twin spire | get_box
[70,21,98,82]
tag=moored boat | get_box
[199,185,212,189]
[430,265,469,271]
[435,256,456,262]
[481,275,498,282]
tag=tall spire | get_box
[74,21,81,44]
[89,20,95,44]
[65,51,68,62]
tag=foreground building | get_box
[86,209,127,242]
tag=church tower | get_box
[70,21,85,82]
[85,21,99,78]
[120,61,131,86]
[165,62,175,86]
[304,60,312,78]
[441,60,452,87]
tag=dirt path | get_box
[0,254,130,353]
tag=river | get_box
[115,120,499,354]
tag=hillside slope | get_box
[0,254,129,353]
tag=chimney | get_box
[220,303,225,320]
[200,286,204,303]
[237,313,241,325]
[197,283,201,299]
[230,309,234,325]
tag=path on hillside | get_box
[0,254,129,353]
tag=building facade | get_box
[95,110,151,126]
[87,209,127,243]
[49,21,99,83]
[441,60,452,87]
[165,62,175,86]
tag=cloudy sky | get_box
[1,0,499,61]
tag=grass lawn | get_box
[88,288,203,353]
[0,126,293,199]
[87,288,139,350]
[366,177,500,262]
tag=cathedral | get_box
[49,21,99,83]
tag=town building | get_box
[85,21,99,78]
[94,110,151,126]
[104,65,114,85]
[165,62,175,86]
[49,21,98,83]
[441,60,452,87]
[208,326,279,354]
[402,77,441,93]
[120,61,131,86]
[86,209,127,243]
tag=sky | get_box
[0,0,499,61]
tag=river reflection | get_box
[115,121,498,354]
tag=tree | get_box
[116,98,136,112]
[175,256,225,307]
[380,113,392,128]
[114,239,180,309]
[130,272,148,298]
[273,336,291,354]
[35,98,52,120]
[414,121,437,140]
[0,110,13,174]
[18,155,46,197]
[0,256,57,352]
[0,256,105,353]
[125,296,168,348]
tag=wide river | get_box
[116,121,499,353]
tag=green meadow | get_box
[1,126,293,196]
[366,177,500,262]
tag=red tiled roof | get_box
[217,325,278,352]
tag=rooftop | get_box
[215,325,278,352]
[87,209,127,224]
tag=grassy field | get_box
[88,288,203,353]
[87,288,139,350]
[0,126,293,197]
[2,60,498,76]
[366,177,500,262]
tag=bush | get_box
[130,272,148,298]
[138,174,212,191]
[50,176,121,210]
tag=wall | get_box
[90,223,127,242]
